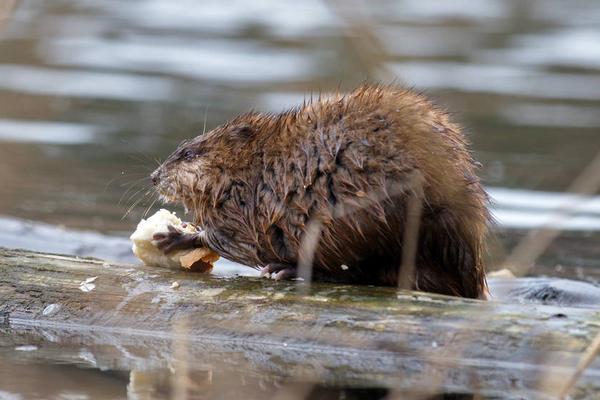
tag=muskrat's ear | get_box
[234,125,254,139]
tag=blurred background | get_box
[1,1,600,272]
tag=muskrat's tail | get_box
[414,207,489,299]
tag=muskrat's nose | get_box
[150,170,160,186]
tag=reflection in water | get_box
[489,187,600,231]
[0,358,476,400]
[0,359,128,400]
[45,37,319,82]
[0,118,99,144]
[390,62,600,100]
[0,64,176,101]
[499,103,600,129]
[2,317,570,400]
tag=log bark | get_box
[1,247,600,399]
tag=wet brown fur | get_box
[153,85,489,298]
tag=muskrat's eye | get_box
[183,150,196,161]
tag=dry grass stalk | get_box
[297,219,323,287]
[0,0,18,32]
[326,0,395,81]
[398,174,424,290]
[502,150,600,276]
[558,331,600,399]
[171,317,191,400]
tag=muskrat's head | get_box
[151,135,210,211]
[151,115,262,213]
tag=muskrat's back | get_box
[153,85,489,299]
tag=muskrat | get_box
[150,85,489,299]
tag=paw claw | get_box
[273,268,297,280]
[167,225,180,233]
[151,225,196,254]
[260,263,297,281]
[259,267,271,278]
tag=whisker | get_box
[120,185,148,207]
[102,175,121,194]
[129,151,158,164]
[123,183,147,202]
[122,190,151,220]
[113,174,151,203]
[128,154,150,165]
[122,165,155,174]
[104,171,148,196]
[119,184,140,206]
[143,195,159,218]
[118,176,151,188]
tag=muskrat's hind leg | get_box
[415,214,487,299]
[153,225,206,254]
[260,263,297,280]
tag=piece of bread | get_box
[130,209,219,272]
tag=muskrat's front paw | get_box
[152,225,197,254]
[260,263,298,280]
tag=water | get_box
[1,0,599,232]
[1,0,600,398]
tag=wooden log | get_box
[1,247,600,399]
